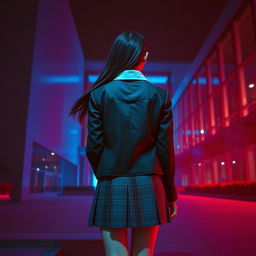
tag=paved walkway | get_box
[1,194,256,256]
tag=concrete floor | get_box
[1,194,256,256]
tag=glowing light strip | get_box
[148,76,168,84]
[88,75,169,84]
[42,76,82,83]
[0,194,10,199]
[88,75,99,83]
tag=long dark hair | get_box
[68,31,149,124]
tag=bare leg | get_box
[131,225,160,256]
[99,227,129,256]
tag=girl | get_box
[69,31,178,256]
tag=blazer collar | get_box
[113,69,149,81]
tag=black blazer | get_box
[86,76,177,202]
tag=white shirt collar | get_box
[113,69,149,81]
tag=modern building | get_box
[173,0,256,187]
[1,0,255,202]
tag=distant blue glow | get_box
[147,76,168,84]
[69,129,79,134]
[78,146,86,156]
[42,75,82,83]
[193,77,220,85]
[212,77,220,85]
[194,130,200,135]
[88,75,98,83]
[88,75,169,84]
[198,77,207,84]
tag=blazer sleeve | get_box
[85,90,104,175]
[156,90,178,203]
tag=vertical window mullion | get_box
[232,20,249,117]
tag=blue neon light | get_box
[193,77,220,85]
[88,75,99,83]
[88,75,168,84]
[198,77,207,84]
[212,77,220,85]
[42,76,82,83]
[69,129,79,134]
[148,76,168,84]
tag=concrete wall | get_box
[22,0,84,200]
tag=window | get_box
[209,51,221,93]
[174,130,179,152]
[184,121,189,150]
[193,110,200,144]
[244,58,256,105]
[188,167,194,185]
[183,89,190,121]
[198,164,205,184]
[238,5,256,61]
[205,160,213,184]
[178,126,183,153]
[186,117,193,148]
[212,160,219,183]
[173,104,179,131]
[247,144,256,181]
[226,78,239,117]
[193,165,200,185]
[198,65,208,103]
[182,123,187,151]
[217,155,228,182]
[213,90,222,125]
[222,31,235,78]
[181,170,189,186]
[178,98,184,127]
[202,100,210,132]
[190,77,199,113]
[229,147,247,181]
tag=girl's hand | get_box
[167,201,178,219]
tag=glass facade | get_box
[222,31,235,79]
[238,5,256,61]
[30,141,78,193]
[174,0,256,186]
[244,58,256,107]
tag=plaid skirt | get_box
[87,173,171,228]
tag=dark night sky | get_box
[69,0,229,62]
